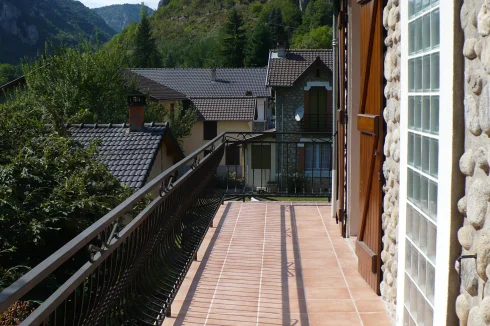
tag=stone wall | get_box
[456,0,490,324]
[380,0,401,319]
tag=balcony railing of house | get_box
[221,132,333,200]
[301,113,334,133]
[0,131,332,325]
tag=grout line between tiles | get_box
[316,204,364,326]
[203,202,244,326]
[256,203,267,325]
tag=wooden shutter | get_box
[355,0,384,295]
[251,145,271,169]
[337,7,347,237]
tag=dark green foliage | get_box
[133,6,161,68]
[291,0,333,49]
[5,42,131,131]
[244,21,271,67]
[0,107,133,289]
[145,101,197,145]
[0,64,19,85]
[0,0,115,65]
[302,0,333,30]
[93,4,155,33]
[220,10,247,67]
[266,8,286,44]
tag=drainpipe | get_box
[331,10,338,219]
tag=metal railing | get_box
[0,131,333,325]
[220,132,333,200]
[301,114,334,133]
[0,133,226,325]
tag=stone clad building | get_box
[332,0,490,325]
[266,48,334,194]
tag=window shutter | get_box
[299,146,305,172]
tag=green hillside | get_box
[93,4,154,33]
[0,0,116,65]
[110,0,333,68]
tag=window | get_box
[403,2,440,325]
[251,145,271,169]
[226,145,240,166]
[203,121,217,140]
[305,143,330,171]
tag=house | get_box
[333,0,480,325]
[263,48,334,195]
[128,68,271,177]
[69,97,184,190]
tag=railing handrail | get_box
[0,132,227,313]
[0,130,333,315]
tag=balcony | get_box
[0,132,390,326]
[163,202,391,326]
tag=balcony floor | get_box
[164,202,392,326]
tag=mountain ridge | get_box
[93,4,154,33]
[0,0,116,65]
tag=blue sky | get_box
[78,0,159,10]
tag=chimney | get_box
[127,94,146,132]
[211,68,217,81]
[277,42,287,58]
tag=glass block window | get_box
[405,1,439,325]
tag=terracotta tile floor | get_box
[164,202,393,326]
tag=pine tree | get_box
[244,21,271,67]
[134,4,161,68]
[220,9,247,68]
[267,9,286,45]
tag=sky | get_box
[78,0,159,10]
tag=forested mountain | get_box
[93,4,154,33]
[0,0,116,65]
[110,0,333,68]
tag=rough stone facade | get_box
[457,1,490,324]
[380,0,401,319]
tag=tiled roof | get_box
[129,73,187,101]
[192,98,256,121]
[129,68,270,98]
[69,123,169,189]
[266,49,334,87]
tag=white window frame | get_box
[397,1,454,325]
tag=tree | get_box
[220,9,247,68]
[145,101,197,147]
[0,64,18,85]
[133,4,161,68]
[5,42,131,132]
[267,8,286,45]
[291,25,332,49]
[0,107,134,291]
[302,0,333,31]
[245,20,272,67]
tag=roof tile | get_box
[69,123,167,189]
[266,49,334,87]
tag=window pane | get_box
[414,96,422,130]
[415,57,423,91]
[430,139,438,177]
[422,96,431,132]
[252,145,271,169]
[203,121,217,140]
[431,9,440,48]
[422,15,431,50]
[431,53,440,91]
[423,55,431,92]
[409,59,415,92]
[422,137,430,174]
[431,96,439,134]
